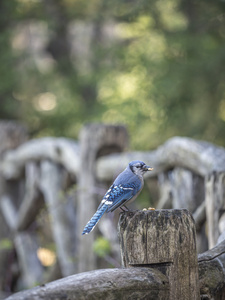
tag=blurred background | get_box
[1,0,225,149]
[0,0,225,298]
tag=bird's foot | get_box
[120,205,137,213]
[120,205,131,211]
[120,207,126,212]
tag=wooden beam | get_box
[96,137,225,181]
[1,138,79,179]
[198,239,225,298]
[5,267,169,300]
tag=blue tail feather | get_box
[82,203,108,235]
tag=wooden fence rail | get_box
[6,209,225,299]
[0,122,225,298]
[6,268,169,300]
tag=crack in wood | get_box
[129,262,173,268]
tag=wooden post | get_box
[205,172,225,249]
[14,233,43,288]
[0,121,28,294]
[39,160,77,276]
[119,209,200,300]
[77,124,128,272]
[157,168,207,254]
[16,162,44,231]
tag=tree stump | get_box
[119,209,200,300]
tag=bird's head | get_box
[129,160,153,176]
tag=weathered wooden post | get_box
[39,160,77,276]
[157,168,207,254]
[205,172,225,249]
[77,123,128,272]
[119,209,200,300]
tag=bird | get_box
[82,160,153,235]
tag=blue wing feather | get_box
[98,181,142,213]
[107,187,134,212]
[82,165,143,235]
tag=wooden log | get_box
[0,121,27,292]
[193,201,206,232]
[16,163,44,231]
[157,168,204,212]
[7,210,225,300]
[157,172,173,210]
[2,135,225,183]
[14,232,43,288]
[96,137,225,181]
[77,124,128,273]
[157,168,207,253]
[5,267,169,300]
[39,160,77,276]
[192,201,208,254]
[118,209,200,300]
[0,195,18,231]
[205,172,225,248]
[1,137,79,179]
[198,239,225,299]
[169,168,204,212]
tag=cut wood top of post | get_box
[118,209,200,300]
[119,209,197,266]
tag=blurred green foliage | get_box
[0,238,13,250]
[93,236,111,257]
[1,0,225,149]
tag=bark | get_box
[118,209,200,300]
[198,239,225,299]
[6,267,169,300]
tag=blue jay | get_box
[82,160,153,235]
